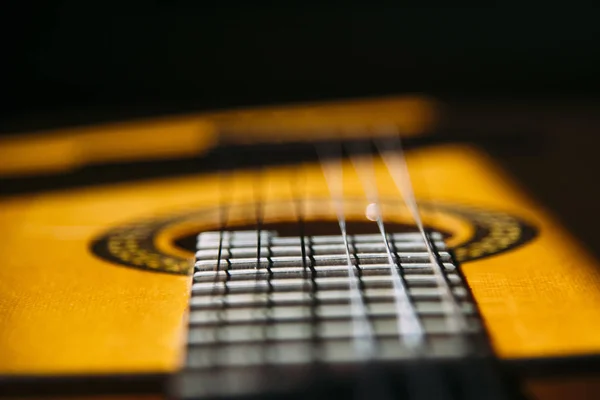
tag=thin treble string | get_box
[213,170,234,281]
[288,165,313,310]
[215,172,233,279]
[288,165,320,362]
[214,172,230,273]
[317,143,376,360]
[251,169,273,365]
[213,158,238,281]
[375,134,466,333]
[207,169,234,369]
[346,142,424,348]
[252,169,266,310]
[253,171,265,271]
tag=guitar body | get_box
[1,97,599,399]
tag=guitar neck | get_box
[175,229,518,399]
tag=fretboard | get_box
[173,230,517,399]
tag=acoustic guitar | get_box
[1,96,599,399]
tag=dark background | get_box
[2,4,600,258]
[2,4,600,131]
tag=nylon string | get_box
[288,165,321,361]
[317,143,377,360]
[346,142,424,348]
[375,133,467,333]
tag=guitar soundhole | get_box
[173,220,452,254]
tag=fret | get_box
[193,263,457,282]
[191,274,463,295]
[197,231,444,247]
[188,301,475,325]
[185,333,476,369]
[195,241,446,259]
[195,252,453,269]
[189,286,468,309]
[187,316,482,345]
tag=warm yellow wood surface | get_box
[2,142,600,375]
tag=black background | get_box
[2,4,600,131]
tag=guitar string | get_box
[212,163,237,294]
[317,143,377,360]
[375,132,467,334]
[360,134,454,400]
[213,168,234,275]
[346,141,424,349]
[251,168,275,366]
[209,133,460,376]
[289,164,320,363]
[253,169,265,273]
[214,171,230,274]
[207,169,234,369]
